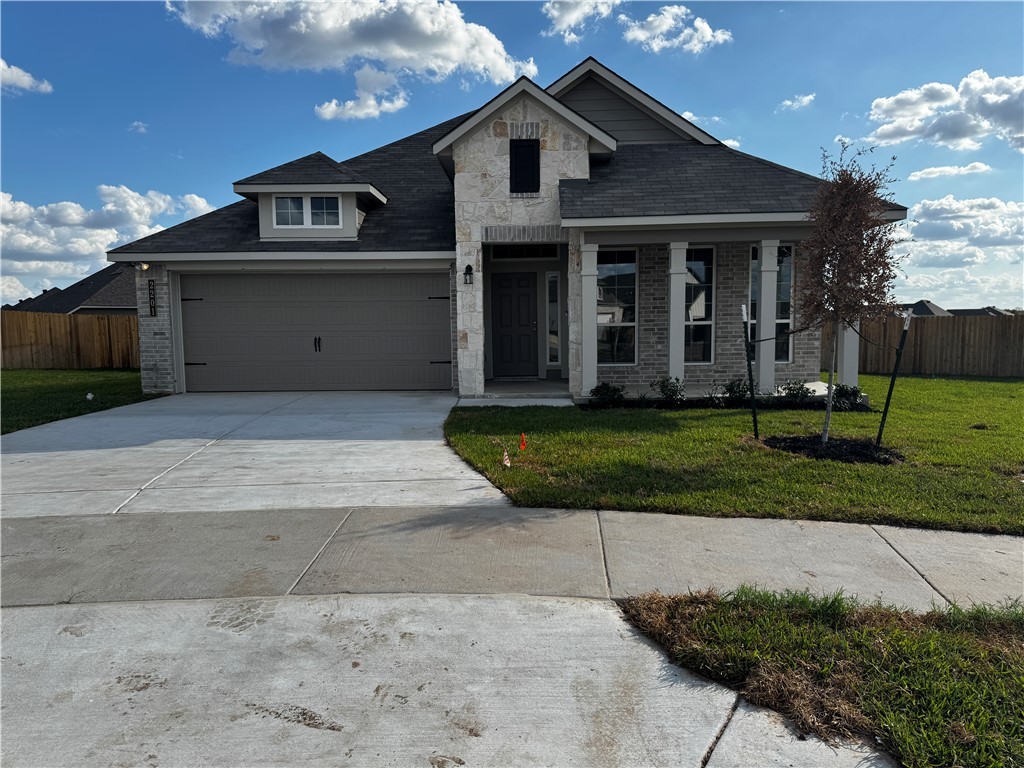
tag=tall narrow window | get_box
[510,139,540,193]
[547,272,560,365]
[684,247,714,363]
[597,250,636,365]
[749,245,794,362]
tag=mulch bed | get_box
[763,435,904,465]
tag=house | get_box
[900,300,952,317]
[4,263,137,316]
[108,58,906,397]
[948,306,1014,317]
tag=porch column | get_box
[456,240,484,396]
[756,239,780,394]
[581,242,599,395]
[668,241,689,380]
[837,321,860,387]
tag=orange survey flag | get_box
[520,433,527,451]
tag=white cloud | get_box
[168,0,537,119]
[866,70,1024,152]
[896,267,1023,310]
[0,187,214,294]
[1,275,32,305]
[128,121,149,134]
[618,5,731,54]
[777,93,815,112]
[722,138,741,149]
[909,195,1023,247]
[542,0,621,44]
[0,58,53,95]
[907,162,992,181]
[681,110,721,125]
[315,65,408,120]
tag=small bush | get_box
[650,376,686,404]
[780,379,813,404]
[832,384,864,411]
[589,381,626,406]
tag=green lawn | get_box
[1,369,162,434]
[622,588,1024,768]
[445,375,1024,534]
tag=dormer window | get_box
[510,139,540,194]
[273,195,342,228]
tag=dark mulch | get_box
[763,435,904,464]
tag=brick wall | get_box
[135,265,175,393]
[590,242,822,395]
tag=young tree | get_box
[797,144,904,443]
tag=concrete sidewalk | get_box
[2,509,1020,768]
[3,507,1020,609]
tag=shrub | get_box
[589,381,626,406]
[722,377,752,402]
[832,384,864,411]
[780,379,813,404]
[650,376,686,404]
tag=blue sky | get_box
[2,0,1022,309]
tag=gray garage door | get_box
[180,273,452,391]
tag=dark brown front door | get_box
[491,273,537,377]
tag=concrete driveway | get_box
[1,392,507,518]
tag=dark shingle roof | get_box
[901,300,951,317]
[559,143,907,219]
[948,306,1013,317]
[14,263,136,313]
[111,115,468,255]
[234,151,372,185]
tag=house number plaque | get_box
[148,280,157,316]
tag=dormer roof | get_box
[232,151,387,205]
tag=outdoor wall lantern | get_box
[133,262,150,271]
[463,264,474,284]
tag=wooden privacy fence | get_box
[2,311,140,369]
[821,315,1024,378]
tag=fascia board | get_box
[232,184,388,204]
[107,250,456,262]
[432,80,616,154]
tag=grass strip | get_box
[444,375,1024,534]
[622,588,1024,768]
[1,369,162,434]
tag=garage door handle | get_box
[430,360,452,365]
[314,336,322,352]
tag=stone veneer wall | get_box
[589,242,822,394]
[135,265,175,393]
[452,94,590,395]
[449,262,459,392]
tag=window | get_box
[273,195,342,228]
[684,247,714,363]
[274,196,304,226]
[510,139,540,194]
[310,196,340,226]
[597,250,636,365]
[749,245,794,363]
[547,272,560,365]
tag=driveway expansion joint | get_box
[286,512,352,595]
[700,695,741,768]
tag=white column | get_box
[837,321,860,387]
[581,242,599,395]
[668,241,689,380]
[756,240,780,394]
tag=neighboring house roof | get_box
[948,306,1014,317]
[10,263,137,313]
[110,114,468,255]
[901,300,951,316]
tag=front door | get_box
[491,273,537,377]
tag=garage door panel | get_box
[180,274,452,391]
